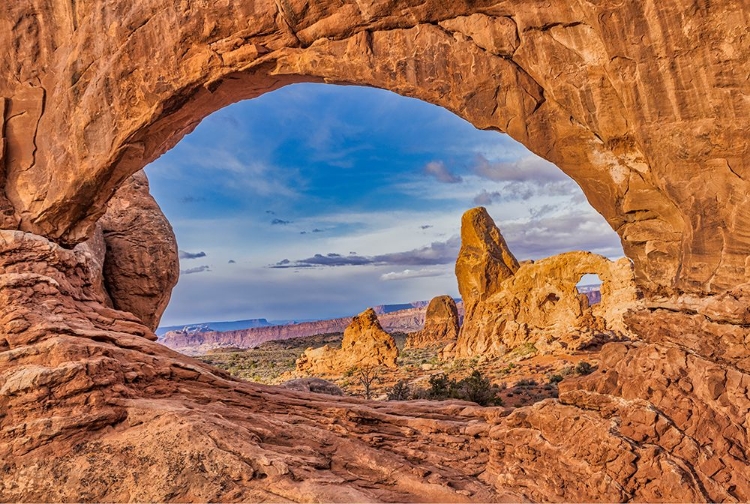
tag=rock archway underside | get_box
[1,1,749,501]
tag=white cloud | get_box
[473,154,569,183]
[423,161,463,183]
[380,268,448,281]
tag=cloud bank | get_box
[179,250,207,260]
[271,236,460,269]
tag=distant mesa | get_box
[158,305,429,355]
[296,308,399,375]
[405,295,460,349]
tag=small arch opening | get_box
[576,274,603,305]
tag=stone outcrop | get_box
[2,1,748,296]
[296,309,398,375]
[404,295,460,349]
[99,170,179,331]
[2,230,749,502]
[280,377,343,396]
[452,207,638,359]
[455,208,519,308]
[0,1,749,501]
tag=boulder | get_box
[99,170,179,331]
[405,295,460,349]
[296,308,398,375]
[455,207,519,308]
[280,377,343,396]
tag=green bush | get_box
[455,370,503,406]
[387,381,411,401]
[415,370,503,406]
[426,373,455,400]
[515,378,538,388]
[548,374,564,384]
[576,361,594,375]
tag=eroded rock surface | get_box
[453,208,638,359]
[455,208,519,308]
[2,229,749,502]
[0,1,749,501]
[0,0,748,295]
[405,295,460,349]
[296,308,399,375]
[99,170,179,331]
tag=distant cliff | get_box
[160,305,445,355]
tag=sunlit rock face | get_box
[0,1,749,501]
[296,308,399,375]
[404,295,460,349]
[99,170,179,331]
[1,0,747,296]
[453,207,639,358]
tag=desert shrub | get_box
[455,370,503,406]
[426,373,455,400]
[354,364,381,399]
[515,379,538,388]
[387,381,411,401]
[559,365,574,377]
[575,361,594,375]
[548,374,564,384]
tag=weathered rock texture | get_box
[2,0,748,296]
[455,208,520,308]
[2,230,749,502]
[296,308,399,375]
[1,1,749,501]
[99,170,179,331]
[281,377,344,396]
[405,295,460,349]
[453,207,638,358]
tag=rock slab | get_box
[405,295,460,349]
[296,308,399,375]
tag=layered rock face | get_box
[2,230,749,501]
[1,1,749,501]
[1,0,748,295]
[405,295,460,349]
[453,207,638,358]
[296,309,399,375]
[99,170,179,331]
[162,306,426,355]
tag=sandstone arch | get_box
[1,0,748,296]
[453,207,638,357]
[2,2,750,502]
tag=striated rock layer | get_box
[405,295,460,349]
[100,170,179,331]
[162,306,426,355]
[296,308,399,375]
[0,0,748,296]
[0,0,749,501]
[2,228,749,502]
[453,208,638,358]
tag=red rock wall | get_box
[0,0,748,296]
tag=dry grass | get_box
[198,331,600,408]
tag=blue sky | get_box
[146,84,623,327]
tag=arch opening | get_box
[577,273,603,306]
[144,83,624,335]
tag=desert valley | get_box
[1,1,748,502]
[161,208,616,409]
